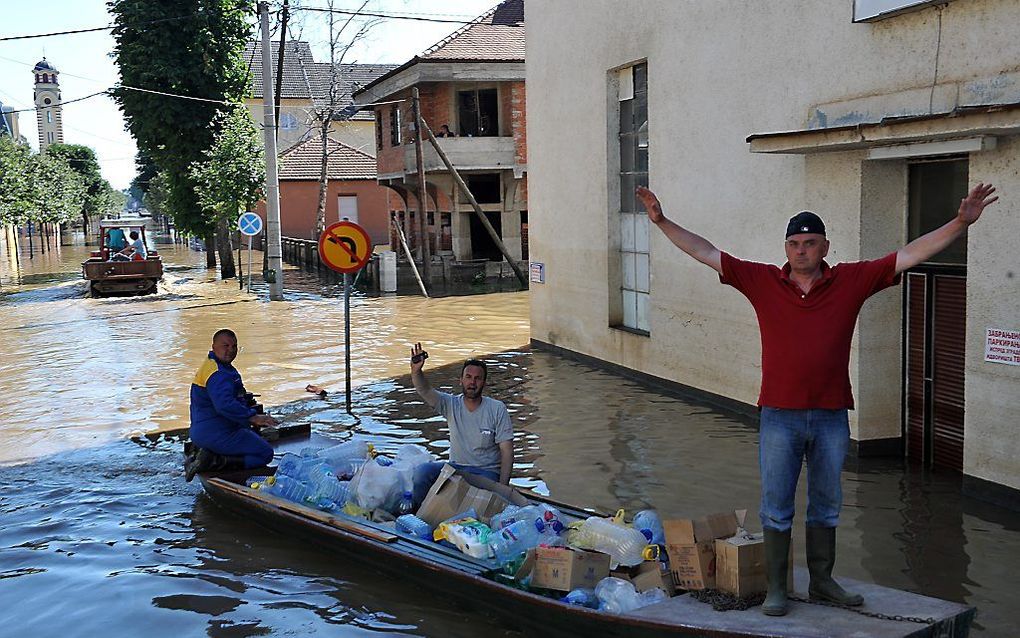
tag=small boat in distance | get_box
[82,218,163,297]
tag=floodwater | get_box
[1,235,1019,636]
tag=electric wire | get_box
[0,13,203,42]
[292,6,487,25]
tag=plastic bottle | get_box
[489,519,546,565]
[491,504,565,533]
[260,475,310,504]
[633,510,665,546]
[276,452,306,478]
[308,474,348,508]
[594,577,641,614]
[318,440,371,477]
[397,491,414,516]
[561,588,599,609]
[569,517,650,569]
[395,514,432,540]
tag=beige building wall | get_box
[244,100,377,156]
[527,1,1020,490]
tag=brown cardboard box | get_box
[416,464,527,527]
[715,533,765,597]
[631,561,676,596]
[663,511,740,590]
[714,533,794,598]
[532,546,611,592]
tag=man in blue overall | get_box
[185,329,278,481]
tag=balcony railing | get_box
[403,136,517,174]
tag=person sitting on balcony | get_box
[436,124,456,138]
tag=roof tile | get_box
[278,136,377,181]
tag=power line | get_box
[293,6,485,25]
[0,13,202,42]
[115,84,238,106]
[6,91,109,113]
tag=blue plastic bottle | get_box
[265,474,310,504]
[395,514,433,539]
[276,453,306,478]
[489,519,545,565]
[561,588,599,608]
[397,491,414,516]
[633,509,665,546]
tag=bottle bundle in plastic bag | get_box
[561,588,599,609]
[568,514,651,569]
[594,577,668,614]
[348,457,405,512]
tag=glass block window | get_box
[617,62,650,332]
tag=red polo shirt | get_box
[719,251,900,410]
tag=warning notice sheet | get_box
[985,328,1020,366]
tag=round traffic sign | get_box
[319,221,372,273]
[238,212,263,236]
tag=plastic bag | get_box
[348,458,403,511]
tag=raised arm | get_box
[896,183,998,274]
[636,186,722,274]
[409,342,439,408]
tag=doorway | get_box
[902,159,968,472]
[469,211,503,261]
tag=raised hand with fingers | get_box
[957,183,998,225]
[410,342,428,373]
[636,186,665,224]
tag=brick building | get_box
[255,137,391,244]
[352,0,528,266]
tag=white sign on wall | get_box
[853,0,939,22]
[984,328,1020,366]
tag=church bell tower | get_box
[33,58,64,151]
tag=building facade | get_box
[33,58,63,151]
[0,102,21,141]
[353,0,528,266]
[526,1,1020,503]
[255,136,391,244]
[243,41,395,157]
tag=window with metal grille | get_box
[615,62,650,332]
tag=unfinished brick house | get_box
[352,0,527,267]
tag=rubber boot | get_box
[761,528,791,616]
[185,449,247,482]
[806,526,863,606]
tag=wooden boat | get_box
[82,219,163,296]
[197,431,975,638]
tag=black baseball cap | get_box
[786,211,826,238]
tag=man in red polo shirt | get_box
[636,183,997,616]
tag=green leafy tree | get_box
[45,143,108,241]
[109,0,254,268]
[190,107,265,279]
[28,153,87,225]
[0,136,34,227]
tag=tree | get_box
[308,0,379,238]
[28,153,86,226]
[45,144,108,241]
[0,136,34,227]
[109,0,254,268]
[190,107,265,279]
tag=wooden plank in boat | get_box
[629,567,974,637]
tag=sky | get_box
[0,0,501,190]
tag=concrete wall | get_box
[527,0,1020,489]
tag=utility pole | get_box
[411,87,431,284]
[258,1,285,300]
[273,0,289,136]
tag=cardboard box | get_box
[663,511,741,590]
[532,546,611,592]
[610,562,676,596]
[714,532,794,598]
[416,464,527,528]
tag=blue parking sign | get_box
[238,212,263,236]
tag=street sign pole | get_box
[247,233,253,293]
[344,272,352,414]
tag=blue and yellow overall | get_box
[189,352,273,468]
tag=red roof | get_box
[278,137,376,181]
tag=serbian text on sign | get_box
[984,328,1020,366]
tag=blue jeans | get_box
[759,408,849,532]
[190,421,274,469]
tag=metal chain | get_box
[788,594,936,625]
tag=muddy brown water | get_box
[1,237,1018,636]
